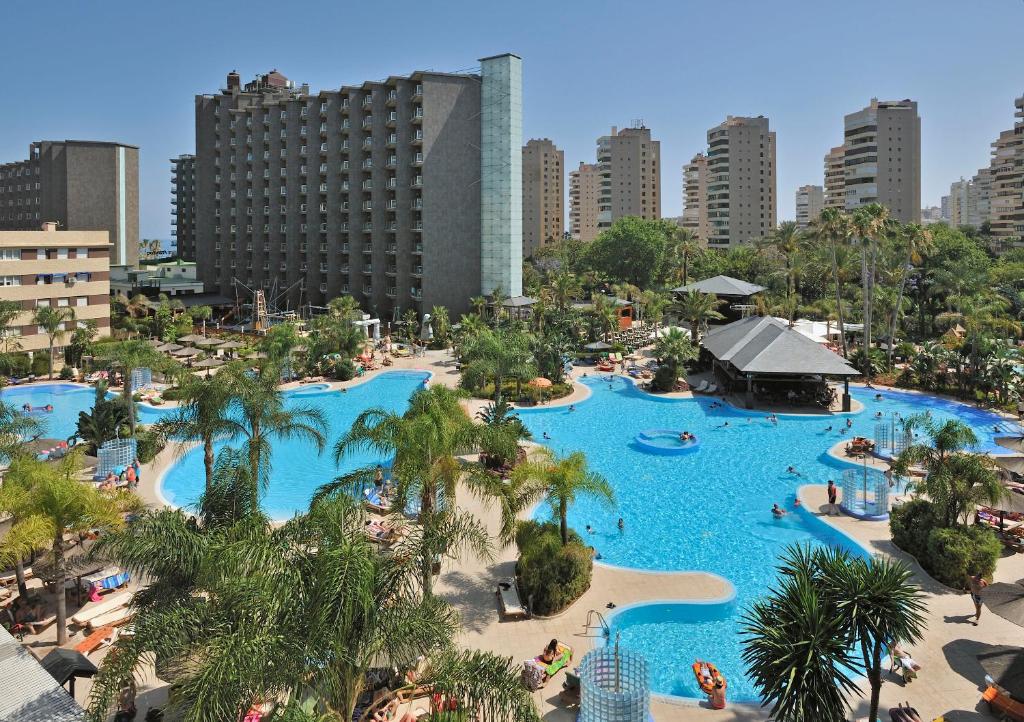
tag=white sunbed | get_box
[71,591,133,626]
[694,380,709,392]
[88,606,135,631]
[706,384,718,394]
[497,577,528,619]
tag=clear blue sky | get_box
[3,0,1022,241]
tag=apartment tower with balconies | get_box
[823,145,846,212]
[189,55,522,321]
[0,140,139,267]
[702,116,776,248]
[841,99,921,222]
[171,154,196,260]
[569,162,601,242]
[522,139,563,258]
[795,185,824,229]
[987,94,1024,246]
[681,153,709,241]
[594,125,660,234]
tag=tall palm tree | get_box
[327,385,491,595]
[0,402,42,460]
[327,294,361,320]
[851,204,890,383]
[743,545,926,722]
[156,374,237,495]
[87,493,537,722]
[460,327,536,403]
[430,305,451,346]
[469,295,488,320]
[0,451,139,645]
[95,340,168,435]
[891,415,1005,527]
[668,226,702,286]
[548,271,582,313]
[668,290,725,345]
[33,305,76,378]
[221,362,327,488]
[758,221,804,324]
[886,223,933,367]
[502,449,614,546]
[813,208,853,357]
[591,295,620,342]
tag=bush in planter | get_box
[652,364,677,392]
[59,365,74,380]
[889,498,938,560]
[515,521,592,616]
[31,354,50,377]
[327,357,356,381]
[135,426,167,464]
[925,525,1001,588]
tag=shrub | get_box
[515,521,592,616]
[58,365,74,380]
[31,354,50,377]
[652,364,677,392]
[135,426,167,464]
[0,353,31,377]
[889,499,937,560]
[328,357,356,381]
[160,386,186,401]
[924,525,1001,589]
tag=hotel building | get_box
[171,154,197,260]
[681,153,709,241]
[795,184,824,229]
[521,139,563,258]
[569,162,601,242]
[595,125,661,233]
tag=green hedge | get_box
[515,520,592,616]
[31,354,50,377]
[890,499,1001,589]
[135,426,167,464]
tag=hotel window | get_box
[36,248,46,260]
[57,298,69,307]
[37,299,51,308]
[0,275,19,286]
[76,296,88,307]
[75,247,88,258]
[0,248,19,260]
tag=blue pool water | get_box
[0,384,99,440]
[160,371,428,519]
[516,378,1018,701]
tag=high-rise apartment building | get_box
[569,162,601,242]
[188,55,522,321]
[171,154,196,260]
[947,177,971,227]
[0,223,111,354]
[824,145,846,213]
[595,125,660,232]
[987,95,1023,245]
[972,167,992,229]
[841,99,921,222]
[681,153,709,241]
[795,185,824,229]
[702,116,776,248]
[0,140,139,267]
[521,139,563,258]
[921,206,942,225]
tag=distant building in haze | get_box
[795,185,824,229]
[171,154,196,260]
[681,153,709,241]
[569,162,601,242]
[522,139,563,258]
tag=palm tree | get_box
[0,451,139,645]
[460,327,536,403]
[156,374,237,495]
[430,305,451,347]
[87,493,538,722]
[759,221,803,323]
[33,305,76,378]
[668,226,701,286]
[0,299,24,354]
[221,362,327,488]
[503,449,614,546]
[886,223,933,367]
[95,340,167,435]
[813,208,853,357]
[327,385,491,595]
[891,415,1005,527]
[851,204,890,383]
[743,545,926,722]
[548,271,582,313]
[669,290,724,345]
[591,295,620,342]
[327,294,361,320]
[469,295,488,320]
[0,402,42,460]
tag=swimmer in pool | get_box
[568,405,576,412]
[719,421,730,428]
[542,431,551,440]
[772,504,787,517]
[617,518,624,532]
[824,425,833,432]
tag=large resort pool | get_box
[4,373,1018,703]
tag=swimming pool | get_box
[0,383,100,441]
[160,371,429,519]
[517,378,1017,701]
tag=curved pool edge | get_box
[154,369,434,522]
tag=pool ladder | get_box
[585,609,611,638]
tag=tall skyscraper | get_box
[171,154,196,260]
[947,177,971,227]
[186,55,522,320]
[0,140,139,267]
[569,162,600,242]
[521,139,563,258]
[795,185,824,228]
[681,153,709,241]
[702,115,777,248]
[987,95,1023,245]
[823,145,846,212]
[841,99,921,222]
[595,124,661,233]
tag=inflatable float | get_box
[692,660,727,695]
[634,429,700,455]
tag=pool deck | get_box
[23,349,1024,720]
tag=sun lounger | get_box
[497,577,527,619]
[364,488,392,514]
[694,380,708,392]
[87,606,135,630]
[25,614,57,635]
[74,625,116,655]
[706,383,718,394]
[0,567,32,586]
[70,591,133,626]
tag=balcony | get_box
[386,90,398,106]
[362,95,373,108]
[386,111,398,127]
[411,176,423,188]
[412,108,423,124]
[385,177,397,189]
[362,159,373,170]
[362,267,373,275]
[411,129,423,146]
[385,199,398,210]
[385,244,397,254]
[362,138,373,150]
[410,287,423,300]
[411,153,424,166]
[413,243,423,253]
[386,134,398,148]
[340,265,350,274]
[362,201,373,211]
[362,287,373,296]
[362,116,374,129]
[341,243,350,252]
[385,266,397,276]
[362,222,373,233]
[411,199,423,210]
[411,84,423,101]
[412,221,423,232]
[411,266,423,277]
[385,156,397,169]
[362,180,373,191]
[340,224,349,233]
[385,221,397,233]
[341,99,350,112]
[386,287,397,298]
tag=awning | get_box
[702,316,860,377]
[672,275,765,297]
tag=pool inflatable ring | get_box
[692,661,726,695]
[634,429,700,455]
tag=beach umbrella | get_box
[145,339,163,347]
[997,436,1024,454]
[178,334,207,344]
[584,341,612,351]
[528,377,552,389]
[193,357,225,368]
[156,343,183,353]
[982,584,1024,629]
[195,337,224,348]
[217,340,245,350]
[171,347,202,357]
[977,645,1024,701]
